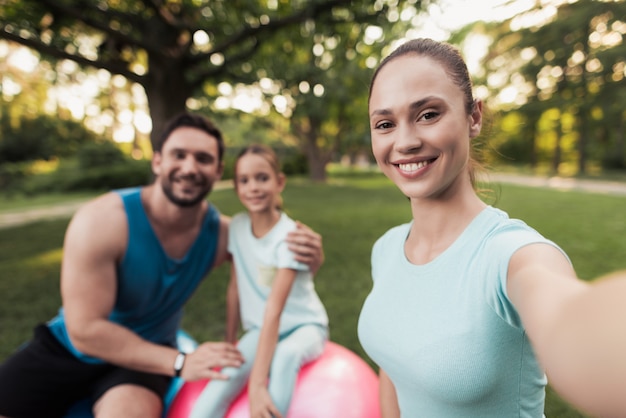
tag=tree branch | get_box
[188,38,261,90]
[188,0,352,66]
[140,0,185,29]
[0,28,144,84]
[38,0,166,57]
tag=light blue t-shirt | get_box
[358,206,567,417]
[228,212,328,334]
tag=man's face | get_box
[152,127,223,207]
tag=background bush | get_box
[0,113,98,163]
[21,159,152,194]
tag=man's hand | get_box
[180,342,244,381]
[286,221,324,274]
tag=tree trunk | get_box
[308,153,328,182]
[617,117,625,168]
[295,116,331,182]
[577,112,588,174]
[528,112,540,168]
[552,115,563,174]
[303,127,329,182]
[142,55,194,152]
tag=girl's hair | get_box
[235,144,284,210]
[369,38,487,191]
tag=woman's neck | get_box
[405,187,486,265]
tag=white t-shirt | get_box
[228,212,328,334]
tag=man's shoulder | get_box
[64,191,129,260]
[71,191,128,230]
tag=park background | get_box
[2,0,626,417]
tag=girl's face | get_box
[368,54,482,201]
[235,153,285,215]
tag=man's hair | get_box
[155,112,225,162]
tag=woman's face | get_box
[368,54,482,201]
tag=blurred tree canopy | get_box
[1,0,421,180]
[477,0,626,174]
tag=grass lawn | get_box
[2,173,625,417]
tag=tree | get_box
[480,0,626,173]
[0,0,415,157]
[232,13,414,180]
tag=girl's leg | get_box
[189,330,260,418]
[268,325,327,416]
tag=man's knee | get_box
[93,384,162,418]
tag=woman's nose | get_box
[394,124,423,153]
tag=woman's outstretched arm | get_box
[508,243,626,417]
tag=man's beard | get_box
[161,174,212,207]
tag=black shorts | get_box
[0,324,172,418]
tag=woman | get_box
[357,38,626,417]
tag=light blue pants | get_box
[189,324,327,418]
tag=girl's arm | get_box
[225,263,241,344]
[507,243,626,417]
[248,267,298,418]
[379,368,400,418]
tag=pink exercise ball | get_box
[167,341,380,418]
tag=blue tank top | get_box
[47,187,220,363]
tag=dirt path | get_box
[488,173,626,196]
[1,175,625,229]
[0,199,88,229]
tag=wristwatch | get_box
[174,352,186,377]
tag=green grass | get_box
[2,174,626,417]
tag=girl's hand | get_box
[248,384,283,418]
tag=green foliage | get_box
[478,0,626,174]
[76,141,127,168]
[281,152,309,176]
[1,0,421,181]
[1,0,420,160]
[1,133,150,194]
[20,158,151,194]
[0,161,31,191]
[220,146,309,180]
[0,112,98,163]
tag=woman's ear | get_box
[469,99,483,139]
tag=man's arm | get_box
[62,194,242,380]
[211,213,232,268]
[285,221,324,274]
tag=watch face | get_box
[174,352,186,375]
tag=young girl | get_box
[190,144,329,418]
[358,38,626,417]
